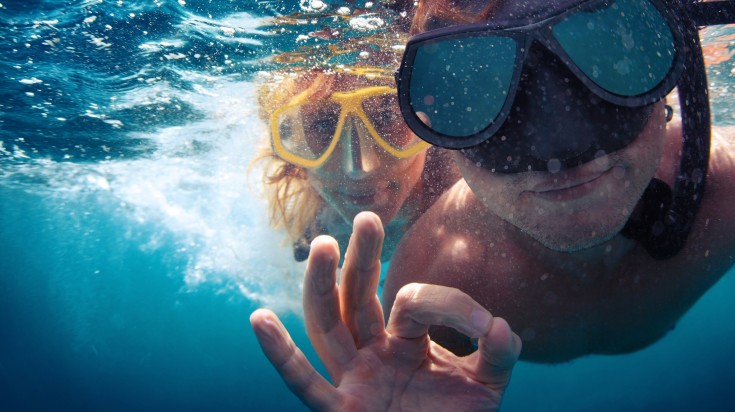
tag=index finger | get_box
[462,316,521,390]
[386,283,494,340]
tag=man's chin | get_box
[524,225,622,253]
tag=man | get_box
[250,0,735,409]
[383,0,735,362]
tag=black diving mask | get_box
[396,0,686,173]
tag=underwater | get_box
[1,0,734,411]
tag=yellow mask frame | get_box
[270,86,430,169]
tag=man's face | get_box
[418,0,670,250]
[455,101,667,252]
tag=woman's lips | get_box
[342,191,378,206]
[336,187,383,206]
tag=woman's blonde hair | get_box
[251,147,323,250]
[405,0,506,34]
[251,71,327,246]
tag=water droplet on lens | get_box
[547,158,561,174]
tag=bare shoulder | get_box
[685,125,735,257]
[709,125,735,172]
[704,125,735,214]
[383,179,499,304]
[383,179,479,292]
[400,179,481,241]
[387,179,482,271]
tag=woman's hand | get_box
[250,211,521,411]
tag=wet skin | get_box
[251,212,521,411]
[384,119,735,362]
[383,0,735,361]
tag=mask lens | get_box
[552,0,676,97]
[408,35,517,138]
[275,102,340,162]
[362,93,422,150]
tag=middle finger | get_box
[304,235,359,382]
[339,212,387,346]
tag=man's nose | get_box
[339,116,379,178]
[508,41,598,160]
[507,40,654,157]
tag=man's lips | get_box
[526,167,614,201]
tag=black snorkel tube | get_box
[622,0,735,259]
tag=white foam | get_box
[177,12,271,48]
[19,77,43,85]
[98,79,305,314]
[2,76,305,315]
[348,15,385,31]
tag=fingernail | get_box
[471,308,492,334]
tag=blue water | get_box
[1,1,734,411]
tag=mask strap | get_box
[621,3,711,259]
[685,0,735,26]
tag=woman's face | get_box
[303,75,428,225]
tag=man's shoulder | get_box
[704,126,735,210]
[384,180,516,306]
[709,125,735,174]
[402,179,499,249]
[419,179,491,225]
[682,125,735,260]
[389,179,521,282]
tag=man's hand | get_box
[250,212,521,411]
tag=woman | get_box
[254,62,460,263]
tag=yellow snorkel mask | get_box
[260,3,424,169]
[270,84,429,169]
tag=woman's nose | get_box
[339,116,380,178]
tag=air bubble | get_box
[547,158,561,174]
